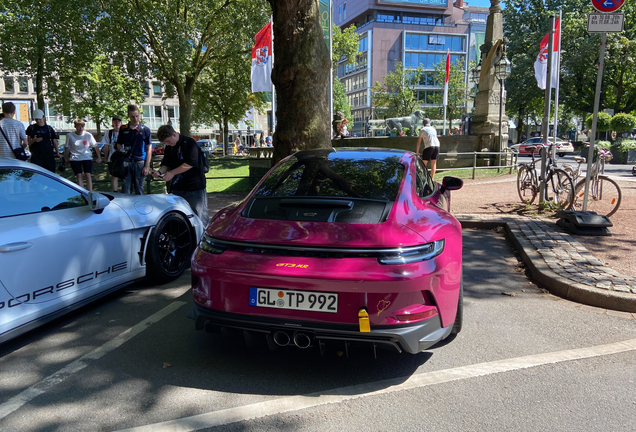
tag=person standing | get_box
[265,132,273,147]
[152,125,209,225]
[116,104,152,195]
[0,102,28,159]
[65,119,102,190]
[102,116,123,192]
[415,118,440,179]
[26,109,60,172]
[259,133,264,147]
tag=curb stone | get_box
[457,214,636,313]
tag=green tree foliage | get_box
[0,1,99,109]
[48,54,144,137]
[432,59,470,130]
[99,0,269,137]
[610,113,636,133]
[332,25,359,69]
[504,0,636,120]
[332,77,352,122]
[331,24,359,122]
[371,62,424,118]
[193,55,268,151]
[585,112,612,132]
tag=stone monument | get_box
[471,0,508,151]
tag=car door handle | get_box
[0,242,34,252]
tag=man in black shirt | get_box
[26,109,59,172]
[152,125,209,225]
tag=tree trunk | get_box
[177,79,195,137]
[223,117,230,156]
[268,0,331,166]
[36,51,45,110]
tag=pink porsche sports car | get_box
[189,148,464,355]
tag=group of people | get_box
[0,102,208,225]
[233,132,273,153]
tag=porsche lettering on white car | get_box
[0,158,205,344]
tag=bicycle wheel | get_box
[573,176,622,217]
[545,168,574,209]
[517,165,537,204]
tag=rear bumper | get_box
[188,302,452,354]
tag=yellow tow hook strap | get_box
[358,308,370,333]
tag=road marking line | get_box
[0,301,186,421]
[117,337,636,432]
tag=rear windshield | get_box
[254,153,404,201]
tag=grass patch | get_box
[437,167,516,180]
[56,156,253,194]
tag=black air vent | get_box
[243,197,391,223]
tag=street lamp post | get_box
[494,53,511,169]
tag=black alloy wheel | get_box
[146,212,192,283]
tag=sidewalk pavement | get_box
[457,214,636,314]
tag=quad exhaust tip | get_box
[273,331,291,347]
[293,332,312,349]
[272,331,313,349]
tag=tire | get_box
[573,176,622,218]
[545,168,574,210]
[451,273,463,335]
[517,165,537,204]
[146,212,193,283]
[557,153,565,157]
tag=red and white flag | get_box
[443,50,450,106]
[251,22,273,93]
[534,17,560,90]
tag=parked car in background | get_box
[0,158,205,344]
[511,137,574,157]
[189,148,465,356]
[151,139,164,155]
[196,139,221,156]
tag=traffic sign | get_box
[588,13,624,33]
[592,0,625,13]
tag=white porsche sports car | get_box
[0,158,205,344]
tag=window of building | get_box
[142,81,150,97]
[152,82,162,97]
[167,106,179,120]
[359,36,368,52]
[343,3,346,21]
[3,77,14,93]
[18,78,28,93]
[339,5,342,23]
[154,105,162,119]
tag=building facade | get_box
[333,0,488,136]
[0,75,264,142]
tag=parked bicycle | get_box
[562,145,622,217]
[517,145,574,209]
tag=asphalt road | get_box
[1,229,635,432]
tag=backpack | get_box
[108,151,130,179]
[199,145,209,174]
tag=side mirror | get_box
[88,192,110,213]
[440,176,463,194]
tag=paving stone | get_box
[613,285,632,293]
[595,281,612,289]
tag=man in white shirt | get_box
[415,118,441,178]
[0,102,28,159]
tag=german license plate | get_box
[249,287,338,313]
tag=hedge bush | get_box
[610,113,636,133]
[585,112,612,131]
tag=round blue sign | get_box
[592,0,625,13]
